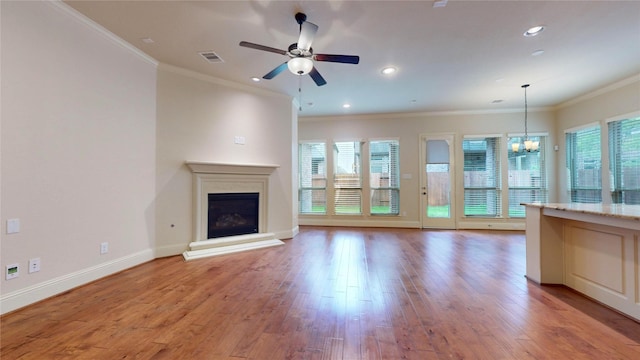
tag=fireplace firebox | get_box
[208,192,259,239]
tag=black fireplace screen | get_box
[208,192,259,239]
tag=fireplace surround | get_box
[182,161,284,261]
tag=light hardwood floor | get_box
[2,227,639,359]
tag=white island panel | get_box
[523,203,640,321]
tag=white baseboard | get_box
[299,218,421,229]
[0,249,154,315]
[299,218,524,231]
[154,243,188,258]
[273,226,299,240]
[458,221,525,231]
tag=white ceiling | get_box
[63,0,640,117]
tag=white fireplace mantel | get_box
[182,161,284,261]
[186,161,279,175]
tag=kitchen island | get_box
[523,202,640,321]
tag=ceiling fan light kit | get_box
[288,57,314,75]
[239,12,360,87]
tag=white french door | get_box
[420,134,456,229]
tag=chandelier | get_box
[512,84,539,153]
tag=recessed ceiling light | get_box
[251,77,260,82]
[531,49,545,56]
[342,103,351,109]
[381,66,397,75]
[524,25,545,37]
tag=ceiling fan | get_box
[239,12,360,86]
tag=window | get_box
[608,116,640,204]
[507,136,548,217]
[370,140,400,215]
[334,141,362,214]
[566,125,602,203]
[463,137,501,217]
[299,142,326,214]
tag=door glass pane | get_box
[426,140,450,218]
[426,164,450,218]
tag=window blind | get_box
[463,137,501,217]
[507,136,548,217]
[299,142,327,214]
[334,141,362,214]
[608,117,640,204]
[566,126,602,203]
[370,140,400,215]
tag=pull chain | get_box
[298,75,303,112]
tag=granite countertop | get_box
[521,202,640,222]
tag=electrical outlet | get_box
[28,258,41,273]
[6,264,19,280]
[100,242,109,254]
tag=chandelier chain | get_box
[523,84,529,141]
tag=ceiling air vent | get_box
[199,51,224,63]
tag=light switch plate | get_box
[7,219,20,234]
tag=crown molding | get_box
[49,1,158,67]
[299,106,554,123]
[158,63,292,101]
[555,74,640,110]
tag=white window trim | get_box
[605,111,640,124]
[463,134,502,139]
[507,132,548,138]
[564,121,600,134]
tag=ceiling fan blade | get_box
[263,62,289,79]
[297,21,318,52]
[239,41,287,55]
[309,67,327,86]
[314,54,360,64]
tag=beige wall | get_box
[1,1,157,312]
[299,110,557,229]
[154,66,297,256]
